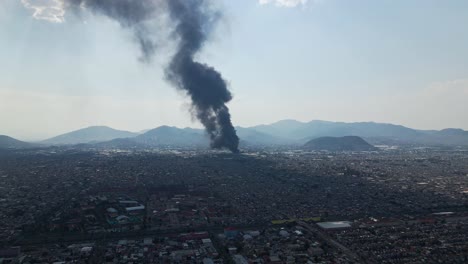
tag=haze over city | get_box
[1,0,468,141]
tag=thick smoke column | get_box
[64,0,239,152]
[165,0,239,153]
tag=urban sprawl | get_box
[0,146,467,263]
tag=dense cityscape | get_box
[0,146,467,263]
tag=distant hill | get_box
[304,136,377,151]
[0,135,35,149]
[133,126,209,147]
[253,120,420,141]
[42,126,138,145]
[251,119,306,139]
[235,127,291,146]
[416,128,468,146]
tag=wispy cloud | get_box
[429,79,468,95]
[21,0,311,23]
[21,0,65,23]
[258,0,309,8]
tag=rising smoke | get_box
[64,0,239,152]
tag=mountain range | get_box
[250,120,468,146]
[42,126,137,145]
[1,120,468,149]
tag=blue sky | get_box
[1,0,468,140]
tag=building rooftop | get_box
[317,221,352,229]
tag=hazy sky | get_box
[1,0,468,140]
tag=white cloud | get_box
[21,0,310,23]
[21,0,65,23]
[428,79,468,96]
[259,0,309,7]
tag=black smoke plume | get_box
[65,0,240,152]
[65,0,158,62]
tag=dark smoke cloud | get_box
[165,0,239,153]
[65,0,158,61]
[64,0,239,152]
